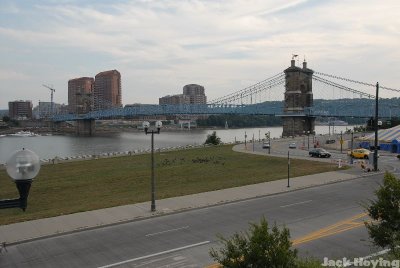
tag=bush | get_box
[210,218,298,267]
[205,131,221,145]
[365,172,400,257]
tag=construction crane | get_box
[42,84,56,118]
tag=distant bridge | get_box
[52,62,400,122]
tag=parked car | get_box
[289,142,296,149]
[348,148,371,159]
[309,148,331,158]
[262,142,270,149]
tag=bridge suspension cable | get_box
[315,71,400,93]
[312,75,376,99]
[209,72,284,104]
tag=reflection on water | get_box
[0,125,354,163]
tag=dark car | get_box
[309,148,331,158]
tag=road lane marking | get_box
[145,226,189,237]
[205,213,371,268]
[280,200,312,208]
[292,213,369,246]
[98,241,210,268]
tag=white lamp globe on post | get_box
[155,121,162,133]
[142,121,163,212]
[143,121,150,133]
[1,148,41,211]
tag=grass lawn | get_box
[0,145,340,225]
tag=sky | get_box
[0,0,399,109]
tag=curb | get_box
[3,170,383,247]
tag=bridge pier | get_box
[282,116,315,137]
[76,119,95,136]
[281,58,315,137]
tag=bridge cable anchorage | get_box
[312,75,376,99]
[209,73,285,105]
[315,71,400,93]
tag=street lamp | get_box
[143,120,162,212]
[0,149,40,211]
[303,130,310,150]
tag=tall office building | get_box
[159,84,207,105]
[182,84,207,104]
[68,77,94,113]
[8,100,33,120]
[94,70,122,110]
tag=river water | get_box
[0,125,354,163]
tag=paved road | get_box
[0,173,384,268]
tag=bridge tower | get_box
[281,58,315,137]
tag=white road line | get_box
[145,226,190,237]
[280,200,312,208]
[97,241,210,268]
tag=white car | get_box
[289,142,296,149]
[262,142,270,149]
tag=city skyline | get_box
[1,0,399,109]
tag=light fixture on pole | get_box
[143,120,162,212]
[0,148,40,211]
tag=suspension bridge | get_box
[52,60,399,122]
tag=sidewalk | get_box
[0,145,377,245]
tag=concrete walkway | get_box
[0,144,379,245]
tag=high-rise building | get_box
[94,70,122,110]
[182,84,207,104]
[159,84,207,105]
[159,94,189,105]
[68,77,94,114]
[8,100,33,120]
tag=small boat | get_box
[0,134,6,138]
[9,131,39,137]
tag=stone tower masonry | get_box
[282,58,315,137]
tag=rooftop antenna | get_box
[42,84,55,118]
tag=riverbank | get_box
[0,144,341,225]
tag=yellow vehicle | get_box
[348,148,371,159]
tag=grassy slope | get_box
[0,145,339,225]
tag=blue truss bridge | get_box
[52,68,399,122]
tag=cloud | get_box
[0,69,30,81]
[0,0,399,108]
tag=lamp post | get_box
[0,148,40,211]
[374,82,379,171]
[287,151,290,188]
[350,131,354,165]
[143,120,162,212]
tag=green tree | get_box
[205,131,221,145]
[365,172,400,257]
[209,218,298,267]
[2,115,10,122]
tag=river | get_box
[0,125,354,163]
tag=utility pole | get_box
[42,84,56,118]
[287,151,290,188]
[374,82,379,171]
[340,131,343,153]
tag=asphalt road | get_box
[0,172,386,268]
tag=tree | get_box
[365,172,400,257]
[209,218,298,267]
[205,131,221,145]
[2,115,10,123]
